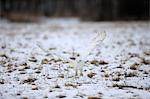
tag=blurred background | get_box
[0,0,149,22]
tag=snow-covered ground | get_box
[0,18,150,99]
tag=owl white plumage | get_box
[73,31,106,76]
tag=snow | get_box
[0,18,150,99]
